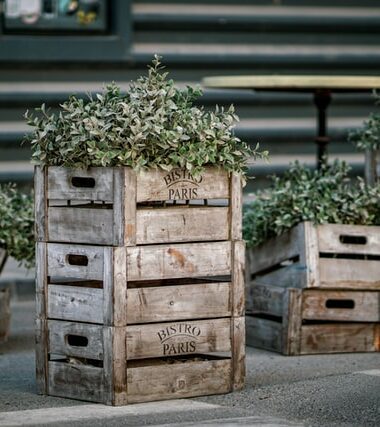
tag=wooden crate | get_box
[0,248,10,344]
[35,166,242,246]
[36,239,245,404]
[246,283,380,355]
[365,148,380,186]
[246,222,380,291]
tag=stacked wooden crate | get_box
[245,222,380,355]
[0,248,10,344]
[35,166,245,405]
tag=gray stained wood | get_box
[0,287,10,343]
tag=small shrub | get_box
[243,160,380,248]
[0,184,34,268]
[25,56,267,182]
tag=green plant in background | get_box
[349,93,380,152]
[0,184,34,268]
[25,56,267,181]
[243,160,380,248]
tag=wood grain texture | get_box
[136,167,230,202]
[47,284,103,324]
[47,167,114,202]
[302,290,380,322]
[232,240,245,316]
[365,149,379,186]
[127,358,231,403]
[245,316,282,353]
[319,258,380,289]
[248,283,284,317]
[300,222,320,288]
[35,318,48,394]
[48,361,105,403]
[48,320,104,360]
[283,288,302,356]
[112,168,126,247]
[109,247,128,327]
[123,168,137,246]
[36,243,48,319]
[252,262,305,289]
[317,223,380,255]
[126,242,231,281]
[231,316,245,391]
[0,288,10,343]
[34,166,47,242]
[47,243,104,281]
[126,318,231,360]
[229,173,242,241]
[300,323,380,354]
[136,206,229,244]
[48,207,114,245]
[127,282,231,324]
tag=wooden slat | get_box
[232,240,245,317]
[126,242,231,281]
[123,168,137,246]
[48,320,104,360]
[127,359,231,404]
[300,323,379,354]
[252,262,304,289]
[127,282,231,324]
[319,258,380,289]
[47,167,114,202]
[35,318,48,394]
[48,361,105,403]
[248,283,284,317]
[36,242,47,319]
[136,206,229,244]
[231,316,245,391]
[107,247,128,327]
[47,285,103,324]
[365,148,378,186]
[317,223,380,255]
[34,166,47,241]
[229,172,242,241]
[246,223,301,276]
[245,316,282,353]
[47,243,104,281]
[136,167,230,202]
[283,288,302,356]
[302,290,380,322]
[48,207,114,245]
[126,318,231,360]
[112,168,126,247]
[300,222,320,288]
[0,288,10,343]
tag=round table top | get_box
[202,75,380,92]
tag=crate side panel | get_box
[127,359,231,403]
[47,243,104,281]
[317,224,380,255]
[48,207,114,245]
[48,320,104,360]
[232,316,245,391]
[136,206,229,245]
[302,290,380,322]
[136,167,229,202]
[48,285,103,324]
[126,318,231,360]
[48,361,106,403]
[245,316,283,353]
[0,288,10,343]
[248,283,284,317]
[47,167,114,202]
[319,258,380,289]
[126,242,231,281]
[300,324,378,354]
[127,282,231,324]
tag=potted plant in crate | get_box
[25,57,267,405]
[0,184,34,343]
[243,160,380,355]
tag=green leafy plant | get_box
[243,160,380,247]
[349,93,380,152]
[0,184,34,268]
[25,56,267,181]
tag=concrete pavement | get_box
[0,299,379,427]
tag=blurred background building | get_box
[0,0,379,192]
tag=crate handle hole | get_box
[339,235,367,245]
[325,299,355,309]
[71,177,96,188]
[67,254,89,266]
[66,334,89,347]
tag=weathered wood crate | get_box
[0,248,10,344]
[35,165,245,404]
[246,222,380,292]
[36,241,245,404]
[35,166,242,246]
[246,283,380,355]
[365,148,380,186]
